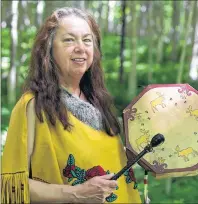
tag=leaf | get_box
[1,107,10,116]
[71,170,77,178]
[77,169,86,180]
[68,177,73,182]
[124,170,128,176]
[106,193,118,202]
[133,182,138,189]
[106,170,110,174]
[74,167,82,177]
[76,166,82,171]
[72,179,81,186]
[67,154,75,166]
[126,176,132,184]
[80,169,86,178]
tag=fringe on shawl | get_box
[1,171,30,204]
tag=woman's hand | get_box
[72,173,118,203]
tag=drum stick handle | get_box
[110,147,150,180]
[110,133,165,180]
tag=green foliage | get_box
[135,167,198,203]
[100,33,198,116]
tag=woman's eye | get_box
[63,38,74,42]
[84,39,92,42]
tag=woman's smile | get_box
[71,57,86,65]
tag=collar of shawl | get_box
[61,87,104,131]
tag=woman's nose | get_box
[74,41,85,53]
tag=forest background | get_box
[1,0,198,203]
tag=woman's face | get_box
[52,16,94,81]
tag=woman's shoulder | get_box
[12,91,35,113]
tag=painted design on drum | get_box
[186,105,198,120]
[175,145,198,162]
[178,86,192,99]
[152,157,168,172]
[136,129,150,151]
[150,92,166,113]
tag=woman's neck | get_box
[59,75,81,95]
[61,84,81,96]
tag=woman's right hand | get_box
[72,173,118,203]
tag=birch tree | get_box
[119,0,126,83]
[36,1,45,28]
[147,1,153,83]
[103,0,110,35]
[189,2,198,81]
[177,1,195,83]
[97,1,104,27]
[7,0,19,106]
[171,1,180,61]
[128,1,137,98]
[156,2,165,64]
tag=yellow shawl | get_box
[1,92,141,203]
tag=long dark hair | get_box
[24,7,121,136]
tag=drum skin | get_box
[123,84,198,178]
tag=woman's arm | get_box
[29,173,117,203]
[29,179,76,203]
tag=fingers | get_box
[100,173,114,179]
[108,181,118,189]
[75,175,118,203]
[99,173,118,189]
[104,191,113,200]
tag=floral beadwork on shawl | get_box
[63,154,118,202]
[124,168,138,189]
[63,154,137,203]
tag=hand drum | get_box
[123,84,198,178]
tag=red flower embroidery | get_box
[63,165,75,178]
[85,166,106,180]
[128,168,136,182]
[63,154,120,202]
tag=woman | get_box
[1,7,141,203]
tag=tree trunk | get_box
[165,178,172,195]
[119,0,126,83]
[171,1,180,61]
[189,1,198,81]
[36,1,45,28]
[108,1,115,33]
[128,1,137,98]
[177,1,195,83]
[7,0,19,106]
[21,1,30,27]
[72,1,85,9]
[147,1,153,83]
[84,0,91,10]
[1,1,12,28]
[156,2,165,64]
[104,0,110,35]
[184,1,190,30]
[98,1,104,27]
[137,1,143,38]
[189,21,198,81]
[44,1,54,20]
[16,1,23,92]
[191,0,198,45]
